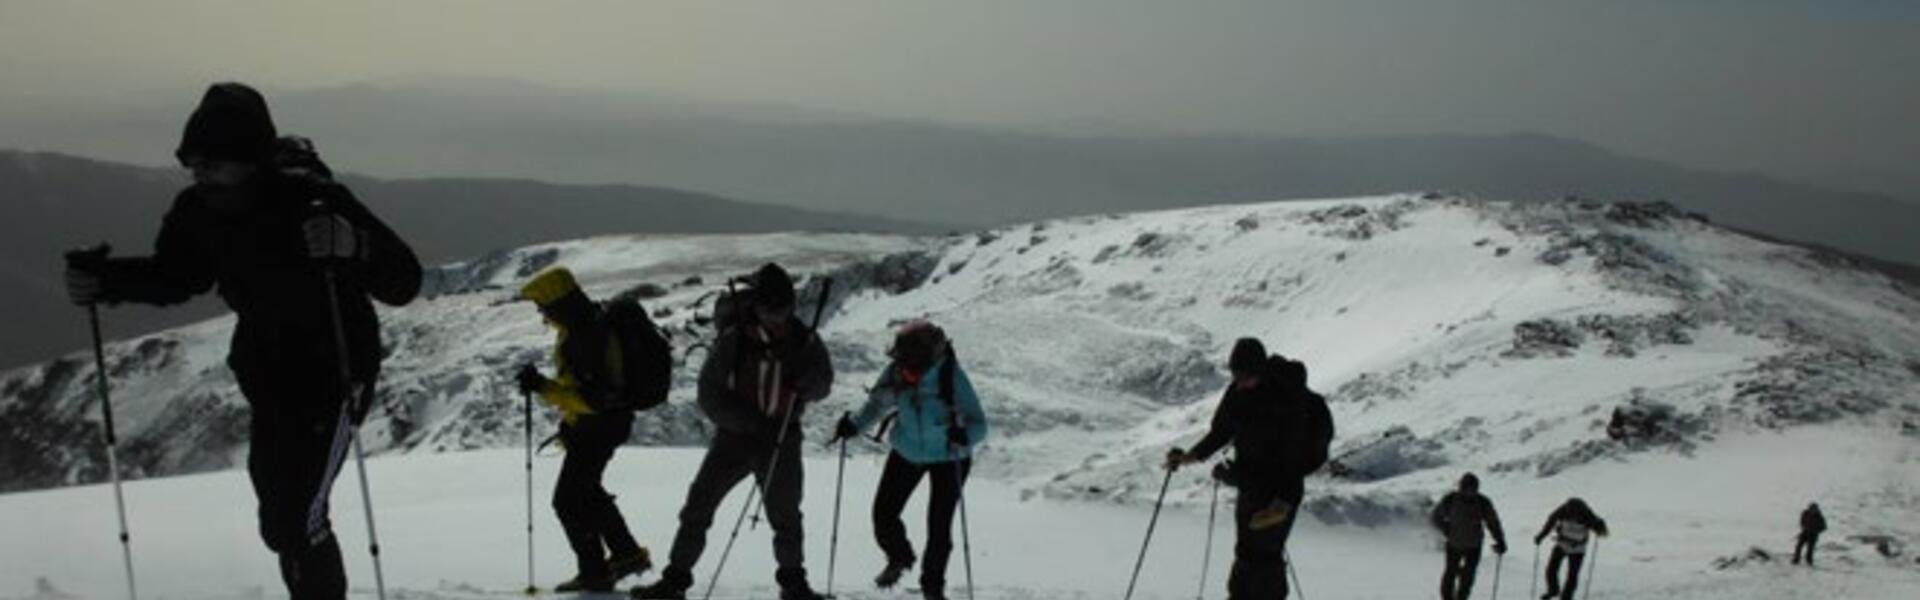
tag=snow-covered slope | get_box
[5,194,1919,594]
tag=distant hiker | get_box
[1430,473,1507,600]
[1534,498,1608,600]
[1165,338,1335,600]
[633,263,834,600]
[831,320,989,600]
[518,267,670,592]
[1793,503,1826,566]
[62,82,421,600]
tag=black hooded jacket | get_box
[97,84,421,397]
[1189,356,1335,481]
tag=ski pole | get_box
[313,205,388,600]
[1530,542,1541,600]
[1123,467,1175,600]
[826,436,847,595]
[704,277,835,600]
[1197,477,1219,600]
[73,264,138,600]
[1583,538,1599,600]
[523,390,537,596]
[1287,549,1307,600]
[1490,552,1504,600]
[952,447,976,600]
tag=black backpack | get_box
[602,298,673,412]
[1274,355,1336,475]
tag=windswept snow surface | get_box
[2,447,1916,599]
[5,194,1920,598]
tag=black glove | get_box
[1534,533,1547,546]
[64,245,111,306]
[1211,459,1241,487]
[515,365,547,396]
[832,412,858,443]
[947,424,969,448]
[1494,541,1508,555]
[1164,448,1192,471]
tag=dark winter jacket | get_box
[1536,501,1609,554]
[1800,507,1826,535]
[1188,358,1334,481]
[697,316,833,438]
[1432,491,1507,551]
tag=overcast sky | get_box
[3,0,1915,199]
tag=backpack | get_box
[1295,389,1335,475]
[601,298,673,412]
[1274,355,1336,475]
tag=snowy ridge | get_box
[4,194,1919,596]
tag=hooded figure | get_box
[1534,498,1609,600]
[1165,338,1335,599]
[516,268,653,591]
[1793,503,1826,566]
[634,263,834,600]
[1431,473,1507,600]
[63,82,421,600]
[834,320,989,599]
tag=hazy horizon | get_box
[3,1,1916,203]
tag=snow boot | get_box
[555,573,616,593]
[777,568,831,600]
[609,547,654,580]
[875,561,912,588]
[630,567,692,600]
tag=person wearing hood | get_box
[634,263,834,600]
[1430,473,1507,600]
[1793,503,1826,567]
[832,320,989,600]
[63,82,421,600]
[1534,498,1609,600]
[517,267,653,592]
[1165,338,1335,599]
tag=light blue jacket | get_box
[849,355,989,464]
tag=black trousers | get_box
[1228,475,1303,600]
[1793,532,1820,565]
[554,416,641,577]
[1543,546,1586,600]
[240,375,355,600]
[662,429,808,586]
[1439,547,1482,600]
[871,451,971,592]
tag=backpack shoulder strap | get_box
[939,345,959,409]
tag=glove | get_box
[64,245,110,306]
[1250,499,1294,531]
[302,213,361,260]
[1494,541,1508,555]
[1211,459,1240,487]
[947,424,969,448]
[515,365,547,396]
[1164,448,1194,471]
[832,413,858,443]
[1534,533,1547,546]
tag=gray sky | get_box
[3,0,1916,198]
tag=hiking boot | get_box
[630,567,692,600]
[921,587,949,600]
[609,548,654,580]
[874,561,912,588]
[555,573,616,593]
[776,568,828,600]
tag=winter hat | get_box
[1276,357,1308,389]
[750,263,796,309]
[520,267,583,307]
[889,320,948,373]
[1228,338,1267,374]
[176,82,278,165]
